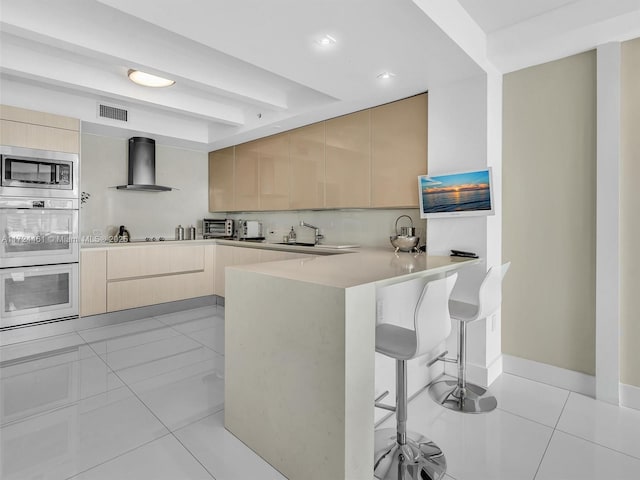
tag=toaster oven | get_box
[203,218,234,239]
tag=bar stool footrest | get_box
[374,428,447,480]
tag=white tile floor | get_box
[1,305,639,480]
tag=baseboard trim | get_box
[621,383,640,410]
[0,296,220,346]
[444,354,503,387]
[502,354,596,397]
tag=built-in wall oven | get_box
[0,146,80,330]
[0,263,79,328]
[0,198,79,268]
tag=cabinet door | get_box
[0,120,80,154]
[80,250,107,317]
[1,105,79,130]
[235,141,260,211]
[107,270,212,311]
[259,248,285,263]
[290,123,325,209]
[325,110,371,208]
[214,245,234,297]
[209,147,235,212]
[106,246,214,312]
[371,94,427,207]
[259,133,290,211]
[107,245,205,280]
[232,246,261,266]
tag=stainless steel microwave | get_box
[0,145,79,199]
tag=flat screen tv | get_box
[418,167,494,219]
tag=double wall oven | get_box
[0,146,79,330]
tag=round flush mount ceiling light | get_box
[316,34,337,46]
[127,69,175,88]
[377,71,396,80]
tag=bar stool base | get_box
[428,379,497,413]
[374,428,447,480]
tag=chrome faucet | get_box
[299,220,324,245]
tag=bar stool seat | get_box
[428,262,510,414]
[374,274,457,480]
[375,324,416,360]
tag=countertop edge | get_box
[79,238,362,255]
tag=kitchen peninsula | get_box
[224,251,478,480]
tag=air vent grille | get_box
[98,104,128,122]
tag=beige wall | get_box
[80,134,210,240]
[502,51,597,375]
[621,38,640,388]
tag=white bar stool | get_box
[374,274,457,480]
[428,262,511,413]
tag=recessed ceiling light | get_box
[316,34,336,46]
[127,69,175,88]
[377,71,396,80]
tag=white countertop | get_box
[80,238,358,255]
[228,251,479,289]
[81,238,477,288]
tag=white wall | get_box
[80,133,210,240]
[427,74,495,384]
[427,74,488,294]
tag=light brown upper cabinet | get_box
[0,104,80,153]
[209,146,235,212]
[371,94,427,207]
[208,93,427,212]
[234,140,260,211]
[258,133,290,210]
[289,122,325,210]
[325,110,371,208]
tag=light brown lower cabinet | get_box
[80,249,107,317]
[107,268,214,311]
[214,245,234,297]
[106,245,214,311]
[214,246,311,297]
[80,245,214,316]
[80,244,315,315]
[107,244,206,280]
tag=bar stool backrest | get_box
[475,262,511,321]
[414,273,457,357]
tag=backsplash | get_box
[80,133,210,241]
[224,209,425,249]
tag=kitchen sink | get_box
[274,242,316,247]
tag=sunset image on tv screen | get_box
[420,170,491,213]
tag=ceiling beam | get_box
[488,0,640,73]
[411,0,500,75]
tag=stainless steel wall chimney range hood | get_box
[116,137,173,191]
